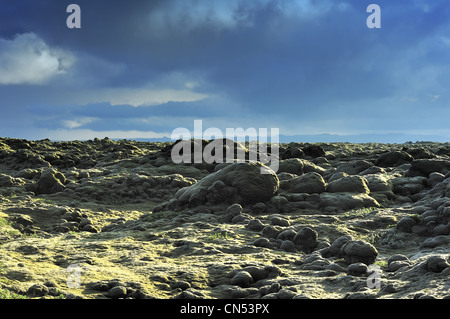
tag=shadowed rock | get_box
[293,227,318,253]
[319,193,380,211]
[405,159,450,177]
[340,240,378,265]
[174,162,279,205]
[326,175,370,194]
[375,151,414,167]
[35,169,66,195]
[280,172,326,194]
[335,160,373,175]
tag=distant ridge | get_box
[127,133,450,144]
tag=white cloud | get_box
[107,88,208,106]
[0,33,74,85]
[63,117,96,129]
[430,94,440,102]
[72,87,208,107]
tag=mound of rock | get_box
[278,158,325,175]
[326,175,370,194]
[2,137,450,300]
[375,151,414,167]
[405,159,450,177]
[280,172,326,194]
[392,176,427,196]
[319,193,380,211]
[0,174,26,188]
[292,227,318,253]
[174,162,279,205]
[340,240,378,265]
[405,147,435,159]
[302,145,326,158]
[335,160,373,175]
[35,169,66,195]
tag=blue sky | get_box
[1,0,450,142]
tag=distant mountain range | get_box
[129,133,450,144]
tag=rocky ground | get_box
[0,137,449,299]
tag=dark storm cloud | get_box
[1,0,450,140]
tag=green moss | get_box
[409,214,423,223]
[374,260,388,268]
[31,197,55,205]
[142,210,181,222]
[0,288,28,299]
[340,207,377,219]
[206,231,232,241]
[0,216,21,238]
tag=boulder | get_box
[246,218,265,231]
[405,159,450,177]
[405,148,435,159]
[281,146,305,159]
[35,169,66,195]
[323,235,353,257]
[167,138,247,164]
[433,224,450,236]
[277,158,304,175]
[359,166,386,176]
[396,216,417,233]
[375,151,414,167]
[277,172,297,182]
[328,172,348,183]
[340,240,378,265]
[428,172,445,188]
[387,254,411,272]
[426,256,449,273]
[421,235,450,248]
[364,174,392,193]
[392,176,427,196]
[302,145,326,158]
[280,240,297,252]
[0,174,25,187]
[276,229,297,241]
[174,162,279,205]
[225,203,243,221]
[335,160,373,175]
[262,225,282,239]
[319,193,380,211]
[278,158,325,176]
[252,238,271,248]
[26,284,49,297]
[108,286,128,299]
[280,172,326,194]
[347,262,369,276]
[326,175,370,194]
[230,271,254,288]
[292,227,318,253]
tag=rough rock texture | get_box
[280,172,326,194]
[340,240,379,265]
[174,162,279,205]
[326,176,370,194]
[406,159,450,177]
[319,193,380,211]
[375,151,414,167]
[35,169,66,195]
[0,138,450,300]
